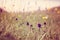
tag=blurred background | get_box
[0,0,60,12]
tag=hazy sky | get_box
[0,0,60,12]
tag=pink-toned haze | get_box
[0,0,60,12]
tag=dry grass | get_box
[0,10,60,40]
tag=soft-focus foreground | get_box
[0,6,60,40]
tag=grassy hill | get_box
[0,6,60,40]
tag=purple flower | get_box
[37,23,41,28]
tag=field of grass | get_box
[0,7,60,40]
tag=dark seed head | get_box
[30,25,33,27]
[16,18,18,20]
[44,22,46,25]
[0,8,3,13]
[26,22,29,25]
